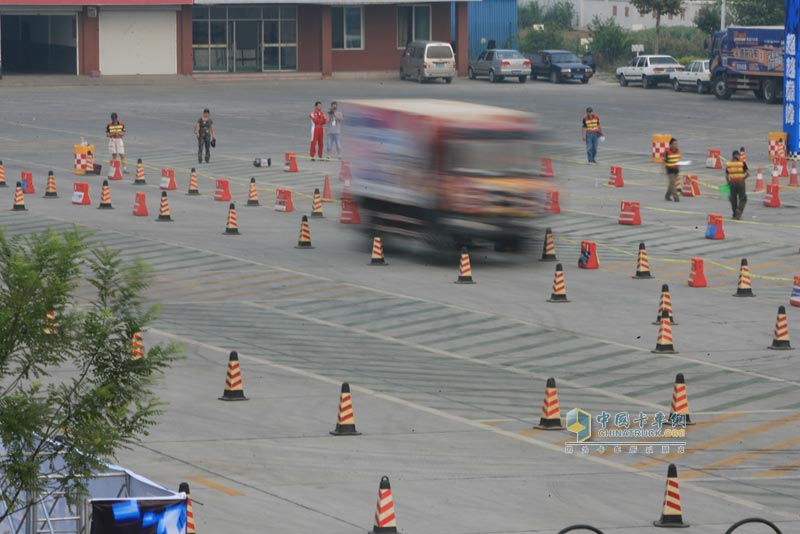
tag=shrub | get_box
[588,16,631,69]
[519,26,565,54]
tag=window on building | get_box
[624,6,629,16]
[397,5,431,48]
[332,6,363,49]
[612,5,617,16]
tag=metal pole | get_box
[0,15,4,80]
[721,0,726,30]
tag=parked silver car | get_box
[468,49,532,83]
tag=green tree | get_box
[728,0,783,25]
[518,0,543,30]
[543,0,576,30]
[589,16,631,68]
[693,1,721,35]
[629,0,685,54]
[0,228,179,525]
[519,26,565,54]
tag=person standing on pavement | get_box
[726,149,749,219]
[195,108,215,164]
[581,107,604,164]
[664,137,681,202]
[309,101,327,161]
[106,112,128,173]
[739,146,747,164]
[326,101,343,160]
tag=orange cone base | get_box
[654,517,689,528]
[547,294,570,303]
[668,412,695,426]
[44,192,58,198]
[634,271,653,279]
[535,417,563,430]
[768,340,793,350]
[247,199,260,206]
[455,276,475,284]
[0,183,7,188]
[225,228,240,235]
[540,254,557,262]
[157,215,173,222]
[98,203,114,210]
[134,179,146,185]
[330,424,361,436]
[12,205,27,211]
[296,243,315,249]
[652,344,678,354]
[218,390,248,401]
[733,288,755,297]
[187,189,200,196]
[371,526,398,534]
[311,213,324,218]
[369,258,387,266]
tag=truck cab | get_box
[709,26,784,103]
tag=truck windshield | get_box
[443,139,537,177]
[551,53,580,63]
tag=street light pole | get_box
[721,0,726,30]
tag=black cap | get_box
[586,107,593,113]
[203,108,210,113]
[111,112,118,119]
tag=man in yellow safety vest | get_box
[726,150,749,220]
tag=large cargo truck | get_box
[710,26,784,102]
[343,99,546,251]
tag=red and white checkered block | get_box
[652,140,668,162]
[769,138,786,160]
[74,152,87,171]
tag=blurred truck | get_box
[343,99,546,251]
[710,26,784,103]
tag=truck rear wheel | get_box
[713,77,732,100]
[762,78,781,104]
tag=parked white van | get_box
[400,41,456,83]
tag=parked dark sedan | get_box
[528,50,593,84]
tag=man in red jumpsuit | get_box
[309,101,327,161]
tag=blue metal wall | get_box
[452,0,519,60]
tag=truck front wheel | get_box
[762,78,781,104]
[713,76,732,100]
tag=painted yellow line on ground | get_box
[631,413,784,469]
[680,434,800,480]
[257,284,354,301]
[516,428,545,437]
[479,419,514,427]
[144,270,291,296]
[753,460,800,478]
[196,278,330,302]
[601,261,636,272]
[186,476,245,496]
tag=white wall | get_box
[99,9,177,75]
[520,0,705,31]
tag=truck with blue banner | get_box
[710,26,784,103]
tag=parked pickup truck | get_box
[527,50,593,84]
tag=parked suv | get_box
[670,60,711,93]
[528,50,592,84]
[468,49,531,83]
[616,55,684,88]
[400,41,456,83]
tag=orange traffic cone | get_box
[753,167,764,192]
[539,227,557,261]
[0,160,6,187]
[13,181,26,211]
[131,332,144,360]
[133,192,149,217]
[653,464,688,528]
[86,150,95,174]
[369,236,387,265]
[296,215,314,249]
[330,382,361,436]
[156,191,172,222]
[178,482,196,534]
[187,168,200,195]
[98,180,114,209]
[547,263,569,303]
[653,310,677,354]
[245,177,260,206]
[633,242,653,279]
[134,158,146,185]
[768,305,792,350]
[733,258,754,297]
[535,377,563,429]
[224,202,239,235]
[311,188,324,217]
[44,171,58,198]
[540,157,555,177]
[791,161,799,186]
[654,284,677,325]
[455,247,475,284]
[340,198,361,223]
[322,175,333,202]
[219,350,247,400]
[668,373,694,426]
[370,476,398,534]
